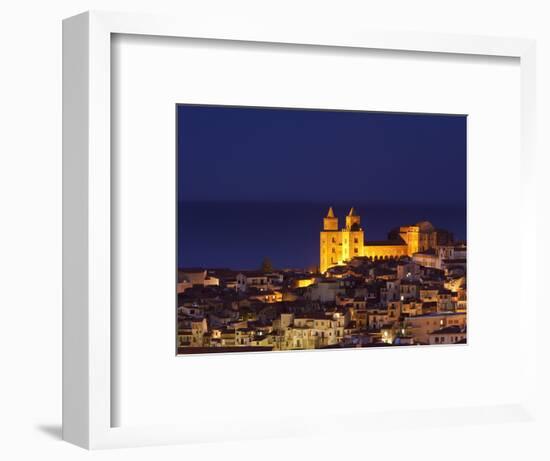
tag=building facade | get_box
[319,207,453,273]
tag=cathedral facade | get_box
[319,207,453,274]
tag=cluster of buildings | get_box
[177,207,467,354]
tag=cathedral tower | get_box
[342,207,364,261]
[320,206,365,274]
[323,206,338,230]
[345,207,361,230]
[320,206,342,274]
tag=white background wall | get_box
[0,0,548,459]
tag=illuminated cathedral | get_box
[319,207,454,274]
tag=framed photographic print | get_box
[63,11,539,450]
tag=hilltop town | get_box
[177,208,467,353]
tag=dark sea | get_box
[177,201,467,271]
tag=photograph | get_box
[176,104,467,354]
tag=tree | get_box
[261,257,273,273]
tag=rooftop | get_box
[365,240,407,247]
[430,325,467,335]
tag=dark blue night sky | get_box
[177,105,466,270]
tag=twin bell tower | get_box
[320,207,365,274]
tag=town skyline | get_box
[178,200,466,270]
[176,208,467,353]
[177,206,465,273]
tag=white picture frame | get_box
[62,10,538,450]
